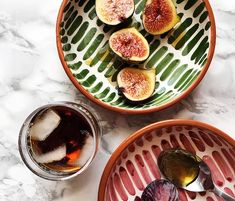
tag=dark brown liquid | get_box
[29,106,93,173]
[158,149,200,187]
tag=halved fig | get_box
[109,28,150,62]
[143,0,180,35]
[117,68,155,102]
[96,0,135,25]
[141,180,179,201]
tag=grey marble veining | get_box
[0,0,235,200]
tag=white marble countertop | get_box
[0,0,235,200]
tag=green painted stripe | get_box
[95,87,110,99]
[103,92,116,102]
[65,10,78,29]
[195,42,209,64]
[90,82,103,93]
[98,53,113,72]
[105,66,115,78]
[82,75,96,87]
[205,21,211,31]
[175,68,193,89]
[61,36,68,44]
[182,29,204,56]
[168,64,188,85]
[96,19,103,27]
[146,46,168,68]
[63,2,71,13]
[181,71,200,91]
[191,36,208,62]
[135,0,146,14]
[90,42,109,66]
[67,16,83,36]
[78,0,86,6]
[175,23,199,50]
[201,58,207,67]
[60,29,65,36]
[199,54,207,65]
[184,0,197,10]
[146,87,167,105]
[89,8,97,20]
[84,0,95,13]
[83,34,104,60]
[71,21,89,44]
[156,53,174,74]
[135,0,142,4]
[149,39,161,55]
[168,18,193,44]
[179,70,198,91]
[177,0,184,4]
[60,22,64,28]
[193,2,205,18]
[74,69,89,80]
[110,97,123,106]
[77,27,97,51]
[160,60,180,81]
[65,53,76,61]
[68,61,82,70]
[64,6,74,21]
[62,44,71,51]
[155,91,174,104]
[199,11,208,23]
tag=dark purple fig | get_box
[96,0,135,25]
[141,180,179,201]
[143,0,180,35]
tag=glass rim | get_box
[18,101,101,181]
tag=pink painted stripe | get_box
[215,195,224,201]
[170,134,181,149]
[217,136,229,147]
[126,160,144,190]
[105,184,111,201]
[109,177,118,201]
[199,131,214,147]
[151,145,162,158]
[188,131,206,152]
[144,133,153,142]
[179,133,196,154]
[221,148,235,173]
[206,196,214,201]
[135,154,152,184]
[186,191,197,199]
[229,148,235,158]
[210,134,222,146]
[128,144,135,153]
[134,196,141,201]
[136,138,144,147]
[113,173,128,201]
[178,189,188,201]
[119,167,135,196]
[142,150,161,180]
[203,155,224,187]
[224,187,235,198]
[161,139,172,150]
[212,151,234,182]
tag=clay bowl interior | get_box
[98,120,235,201]
[57,0,216,114]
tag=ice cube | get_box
[33,144,66,164]
[72,135,94,167]
[30,109,61,141]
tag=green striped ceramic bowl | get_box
[57,0,216,114]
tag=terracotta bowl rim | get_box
[56,0,216,114]
[97,119,235,201]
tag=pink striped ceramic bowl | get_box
[98,120,235,201]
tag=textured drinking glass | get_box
[18,101,101,181]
